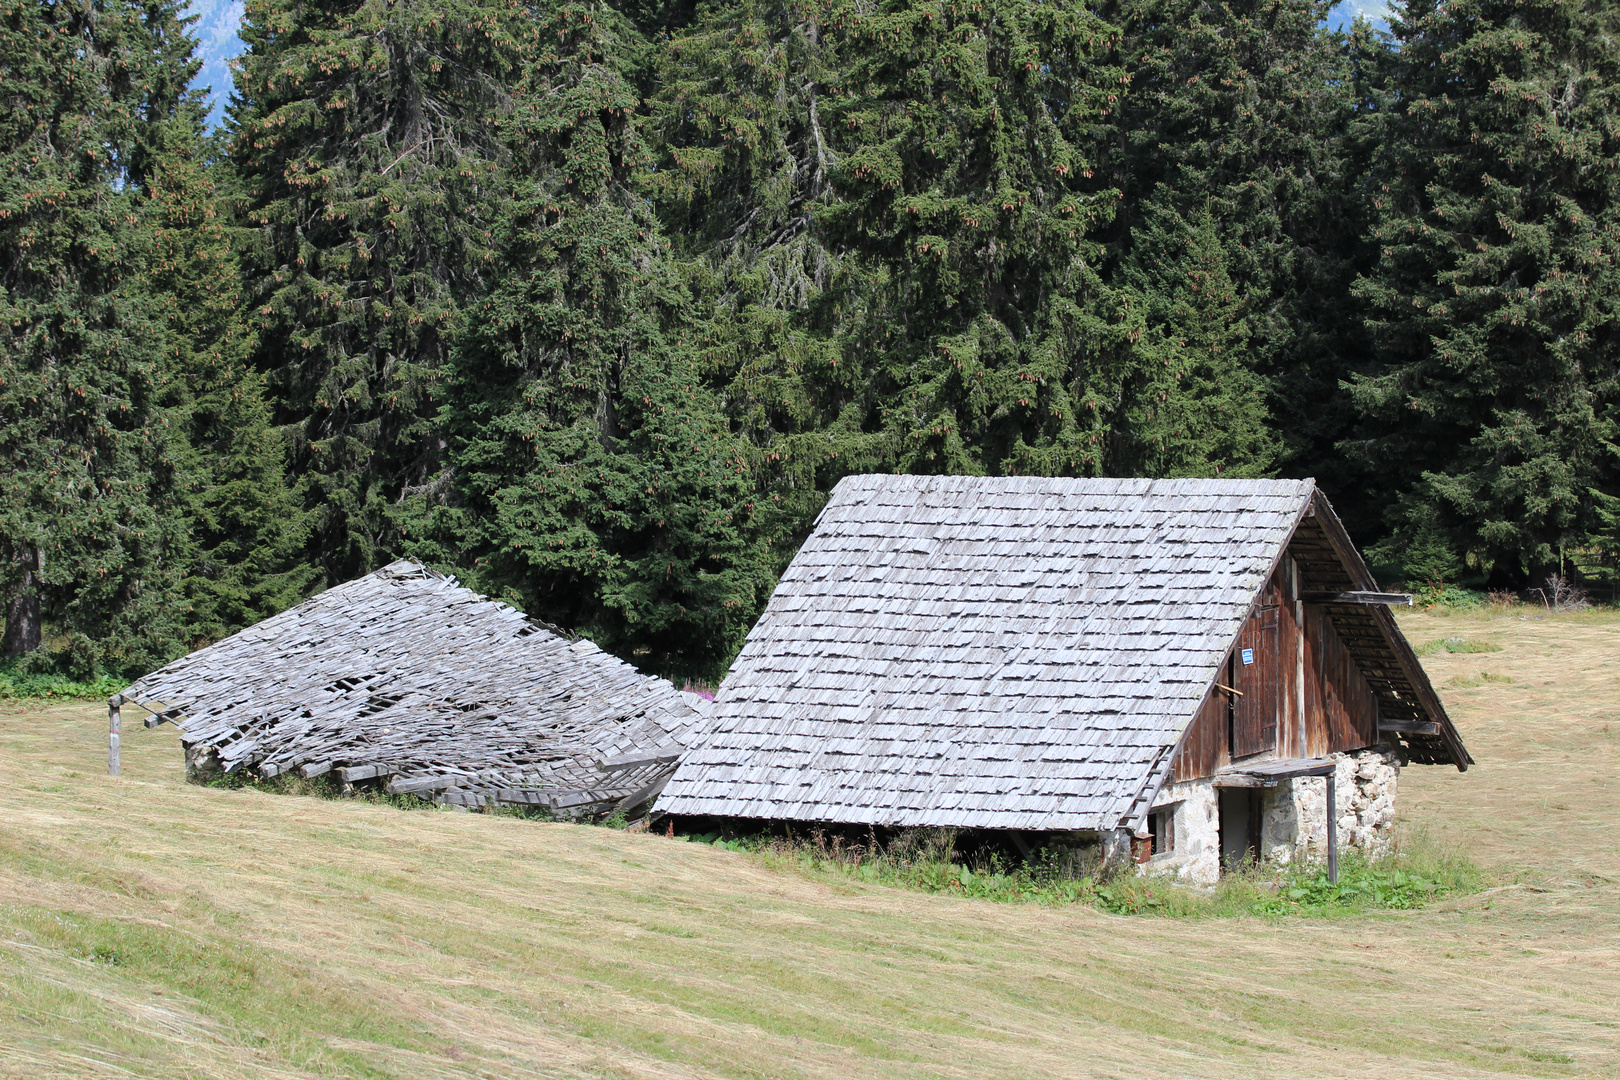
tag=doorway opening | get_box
[1218,788,1262,870]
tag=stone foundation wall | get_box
[1285,747,1401,861]
[1144,746,1402,886]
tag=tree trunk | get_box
[1,546,42,657]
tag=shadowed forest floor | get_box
[1,607,1617,1079]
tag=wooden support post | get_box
[108,695,122,777]
[1293,557,1306,757]
[1325,770,1338,885]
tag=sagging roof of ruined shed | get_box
[119,560,705,814]
[658,474,1463,834]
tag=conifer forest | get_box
[1,0,1616,682]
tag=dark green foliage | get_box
[0,0,195,671]
[148,117,318,642]
[654,0,1151,565]
[814,0,1131,479]
[3,0,1616,678]
[229,0,525,584]
[425,2,770,680]
[1351,0,1620,584]
[1113,202,1278,476]
[1096,0,1365,505]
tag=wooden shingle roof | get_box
[120,560,704,814]
[659,475,1322,831]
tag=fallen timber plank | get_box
[613,773,674,816]
[299,761,333,779]
[596,750,683,773]
[336,764,396,783]
[1379,719,1441,735]
[386,774,463,795]
[1302,590,1414,606]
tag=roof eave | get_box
[1304,490,1473,771]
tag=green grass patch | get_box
[686,828,1481,918]
[1446,670,1515,688]
[1,901,437,1076]
[1417,636,1503,656]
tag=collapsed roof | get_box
[659,474,1464,833]
[120,560,704,817]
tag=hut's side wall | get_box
[1173,689,1230,782]
[1172,553,1381,783]
[1304,603,1380,755]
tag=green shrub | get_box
[0,658,124,701]
[1412,584,1487,611]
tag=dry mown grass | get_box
[1,608,1617,1079]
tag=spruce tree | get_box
[229,0,524,584]
[1095,0,1362,498]
[656,0,1158,536]
[1114,201,1277,477]
[146,112,317,643]
[0,0,196,670]
[427,2,770,680]
[1350,0,1620,585]
[650,0,875,561]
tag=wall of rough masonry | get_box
[1144,778,1222,885]
[1144,746,1402,886]
[1284,746,1402,861]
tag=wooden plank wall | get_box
[1304,603,1380,754]
[1172,552,1379,782]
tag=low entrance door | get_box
[1219,788,1262,869]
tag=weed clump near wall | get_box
[677,824,1481,918]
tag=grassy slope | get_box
[1,609,1616,1080]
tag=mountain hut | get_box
[658,475,1469,883]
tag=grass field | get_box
[2,606,1617,1079]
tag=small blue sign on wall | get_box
[1241,648,1255,666]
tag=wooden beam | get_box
[336,764,396,782]
[1326,771,1339,885]
[1379,719,1440,736]
[108,696,121,777]
[596,751,683,773]
[1302,591,1414,606]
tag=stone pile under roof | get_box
[120,560,704,816]
[660,475,1325,832]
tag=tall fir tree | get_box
[0,0,198,671]
[1113,200,1277,477]
[146,110,318,643]
[229,0,524,585]
[1094,0,1364,504]
[656,0,1196,558]
[1350,0,1620,585]
[425,1,770,680]
[650,0,879,563]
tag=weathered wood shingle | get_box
[120,560,703,813]
[659,475,1316,831]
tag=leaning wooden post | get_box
[108,695,122,776]
[1325,768,1338,884]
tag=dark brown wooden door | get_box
[1231,603,1279,759]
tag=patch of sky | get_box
[1326,0,1392,32]
[188,0,245,129]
